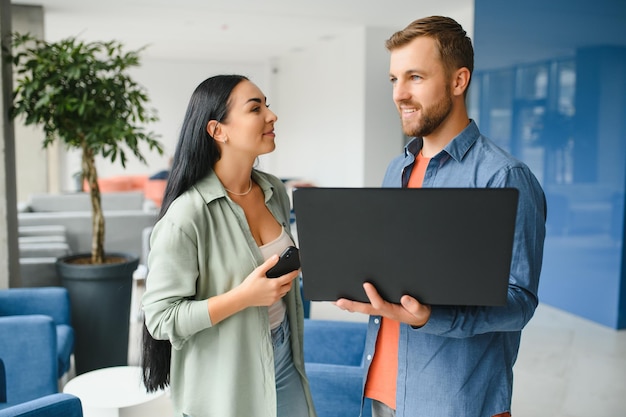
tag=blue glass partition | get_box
[473,0,626,329]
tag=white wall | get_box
[264,28,366,187]
[264,26,403,188]
[364,27,405,187]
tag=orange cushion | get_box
[130,175,149,190]
[144,179,167,207]
[84,175,150,193]
[98,176,134,192]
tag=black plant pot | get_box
[57,253,139,375]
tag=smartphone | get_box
[266,246,300,278]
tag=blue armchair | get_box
[0,287,74,409]
[0,287,73,378]
[0,359,82,417]
[303,319,372,417]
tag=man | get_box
[336,16,546,417]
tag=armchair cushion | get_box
[304,319,368,366]
[0,288,73,378]
[56,325,74,377]
[304,362,371,417]
[303,319,371,417]
[1,358,81,417]
[25,191,146,212]
[0,287,70,326]
[0,316,58,408]
[0,359,5,403]
[0,393,82,417]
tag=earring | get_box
[222,137,228,144]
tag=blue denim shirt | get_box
[363,120,546,417]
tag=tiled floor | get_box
[511,304,626,417]
[127,297,626,417]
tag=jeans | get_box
[371,400,512,417]
[272,315,308,417]
[372,400,396,417]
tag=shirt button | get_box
[374,318,380,324]
[367,355,372,361]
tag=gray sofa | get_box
[17,192,157,287]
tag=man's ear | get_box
[452,67,471,97]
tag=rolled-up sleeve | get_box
[142,217,212,350]
[416,165,546,337]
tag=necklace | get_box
[224,178,253,196]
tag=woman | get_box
[141,75,317,417]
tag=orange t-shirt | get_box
[364,151,430,409]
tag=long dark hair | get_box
[141,74,249,392]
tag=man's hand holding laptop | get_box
[335,282,432,328]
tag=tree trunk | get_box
[81,142,105,264]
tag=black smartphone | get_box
[266,246,300,278]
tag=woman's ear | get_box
[206,120,223,141]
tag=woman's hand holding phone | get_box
[266,246,300,278]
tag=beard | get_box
[400,91,453,138]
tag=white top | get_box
[259,228,293,329]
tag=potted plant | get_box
[8,33,164,374]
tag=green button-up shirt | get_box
[142,169,316,417]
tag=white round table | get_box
[63,366,174,417]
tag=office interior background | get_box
[5,0,624,329]
[0,0,626,417]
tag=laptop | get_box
[292,187,518,306]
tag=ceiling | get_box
[13,0,474,62]
[13,1,624,75]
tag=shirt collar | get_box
[194,169,274,204]
[404,119,480,162]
